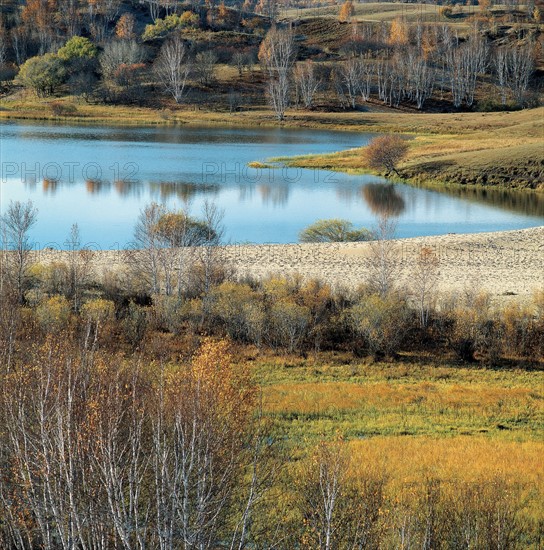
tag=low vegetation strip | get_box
[217,226,544,297]
[34,226,544,298]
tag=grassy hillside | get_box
[283,1,477,26]
[273,107,544,190]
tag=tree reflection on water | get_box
[362,183,406,217]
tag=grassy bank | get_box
[272,107,544,191]
[252,352,544,443]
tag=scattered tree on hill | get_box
[232,51,250,77]
[154,34,192,103]
[195,50,218,85]
[299,219,373,243]
[15,53,66,96]
[338,0,355,23]
[259,26,296,120]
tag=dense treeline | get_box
[0,0,541,115]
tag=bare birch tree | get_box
[446,32,488,108]
[338,56,364,109]
[367,213,399,297]
[411,246,440,328]
[405,47,434,109]
[259,26,296,120]
[293,60,320,108]
[155,34,192,103]
[1,200,38,304]
[494,43,534,105]
[296,440,349,550]
[64,223,93,311]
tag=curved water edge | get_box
[1,121,543,249]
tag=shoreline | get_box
[2,101,542,192]
[36,226,544,300]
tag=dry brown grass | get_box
[264,380,541,413]
[277,108,544,189]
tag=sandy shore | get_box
[36,227,544,299]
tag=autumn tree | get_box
[338,0,355,23]
[115,13,136,40]
[21,0,57,54]
[150,338,258,547]
[349,291,410,358]
[364,135,409,176]
[389,17,409,47]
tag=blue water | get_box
[1,121,542,248]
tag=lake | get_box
[1,121,542,248]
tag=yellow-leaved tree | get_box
[338,0,355,22]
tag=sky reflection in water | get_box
[1,121,542,248]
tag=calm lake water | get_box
[1,121,542,248]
